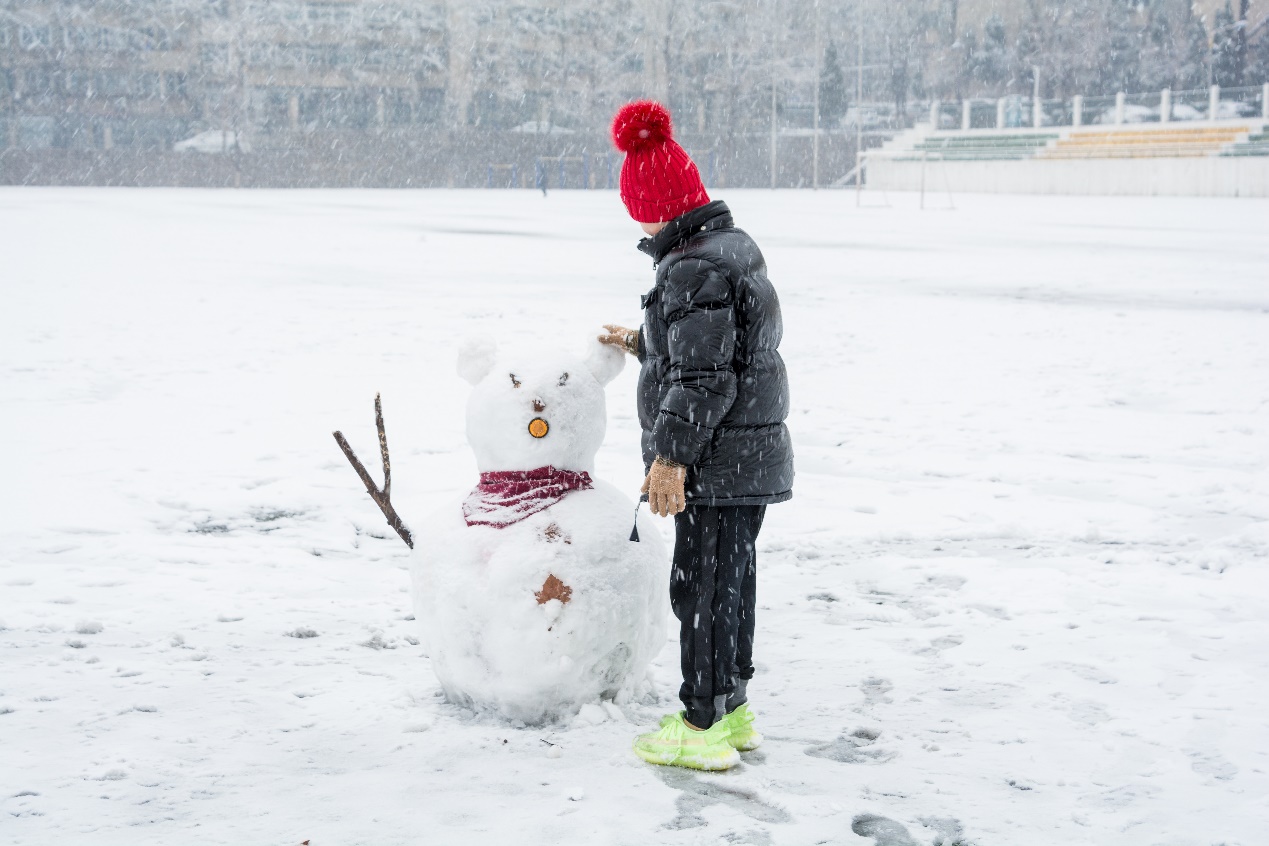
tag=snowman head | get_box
[457,338,626,474]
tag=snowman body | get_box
[409,341,668,724]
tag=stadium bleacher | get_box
[1222,127,1269,156]
[887,123,1269,163]
[901,133,1059,161]
[864,88,1269,196]
[1040,126,1253,159]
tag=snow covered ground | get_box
[2,187,1267,846]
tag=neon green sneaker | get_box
[723,703,762,751]
[633,712,740,771]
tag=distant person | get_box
[598,101,794,771]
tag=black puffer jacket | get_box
[636,200,793,506]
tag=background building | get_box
[2,0,1266,187]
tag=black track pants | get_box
[670,504,767,729]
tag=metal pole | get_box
[770,76,778,189]
[855,1,863,163]
[812,2,821,191]
[920,150,926,210]
[1032,66,1042,128]
[769,0,779,189]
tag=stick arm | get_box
[333,393,415,549]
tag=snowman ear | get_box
[584,338,625,386]
[457,338,498,386]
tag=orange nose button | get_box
[528,418,550,439]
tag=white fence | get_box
[932,84,1269,131]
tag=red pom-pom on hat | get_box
[612,100,673,153]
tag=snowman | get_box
[334,337,668,724]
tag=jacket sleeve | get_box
[652,258,738,466]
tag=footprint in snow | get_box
[655,767,792,830]
[1062,698,1110,726]
[923,574,966,591]
[718,829,774,845]
[1048,661,1117,685]
[965,602,1010,620]
[860,676,893,707]
[1188,748,1238,781]
[851,813,919,846]
[917,815,966,846]
[917,634,964,656]
[805,727,895,764]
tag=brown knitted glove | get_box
[598,324,640,356]
[641,456,687,517]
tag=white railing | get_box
[928,84,1268,132]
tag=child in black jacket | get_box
[599,101,793,771]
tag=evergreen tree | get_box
[1179,9,1210,89]
[1138,0,1179,90]
[818,42,847,128]
[881,3,936,124]
[977,14,1010,90]
[1101,0,1141,94]
[959,28,979,96]
[1248,33,1269,86]
[1212,1,1242,86]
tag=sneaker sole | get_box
[729,732,763,752]
[634,745,740,771]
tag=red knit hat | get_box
[611,101,710,223]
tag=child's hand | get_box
[598,324,640,356]
[641,456,687,517]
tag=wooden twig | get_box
[333,393,414,549]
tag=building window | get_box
[19,25,52,51]
[307,4,353,25]
[384,89,413,125]
[95,70,130,97]
[164,72,188,100]
[418,88,443,123]
[200,43,230,72]
[17,116,56,149]
[23,68,54,96]
[296,87,375,130]
[136,27,173,51]
[135,72,162,99]
[61,69,90,97]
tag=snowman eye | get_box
[510,374,521,389]
[558,372,569,387]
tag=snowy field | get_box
[2,187,1268,846]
